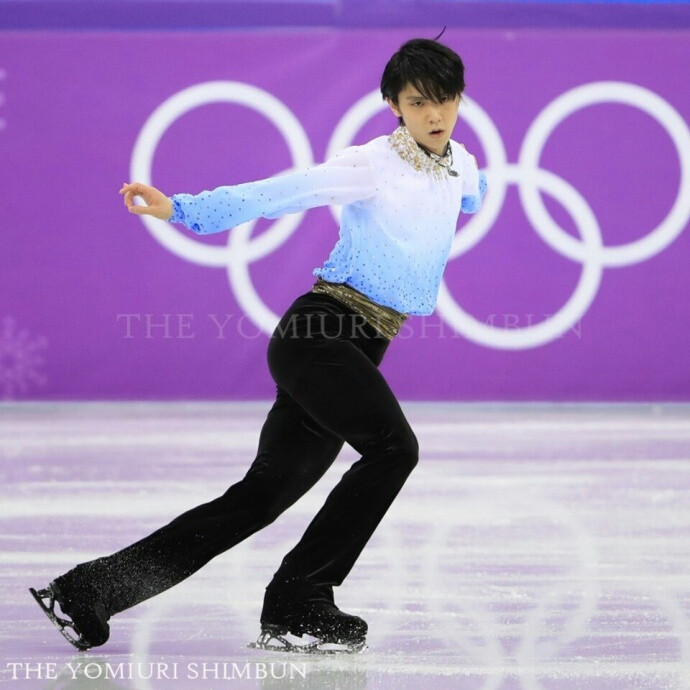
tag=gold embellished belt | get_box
[311,278,408,340]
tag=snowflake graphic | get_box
[0,317,47,400]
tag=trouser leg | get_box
[56,385,345,616]
[262,301,418,613]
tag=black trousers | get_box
[59,290,418,618]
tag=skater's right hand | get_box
[119,182,174,220]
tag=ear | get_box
[386,98,402,118]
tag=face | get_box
[387,84,460,155]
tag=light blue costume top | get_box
[169,126,487,316]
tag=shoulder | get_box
[366,134,395,151]
[324,139,383,168]
[450,140,479,173]
[341,135,393,161]
[326,135,402,171]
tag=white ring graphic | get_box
[437,165,604,349]
[519,81,690,267]
[130,81,313,268]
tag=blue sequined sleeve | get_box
[168,147,375,235]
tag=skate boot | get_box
[29,575,110,650]
[250,588,367,654]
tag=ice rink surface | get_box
[2,401,690,690]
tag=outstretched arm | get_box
[119,146,375,235]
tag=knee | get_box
[398,428,419,473]
[372,426,419,474]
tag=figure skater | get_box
[30,36,487,654]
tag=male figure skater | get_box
[31,36,486,653]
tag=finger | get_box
[121,182,146,196]
[128,205,150,215]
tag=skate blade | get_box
[29,586,91,651]
[248,630,366,655]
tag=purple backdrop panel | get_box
[1,29,689,401]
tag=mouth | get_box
[429,129,444,138]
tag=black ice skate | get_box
[29,580,110,650]
[249,600,367,654]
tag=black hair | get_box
[380,37,465,124]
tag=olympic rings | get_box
[131,80,690,350]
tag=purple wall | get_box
[1,29,689,401]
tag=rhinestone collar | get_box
[388,126,454,181]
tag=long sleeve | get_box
[458,147,487,214]
[169,146,375,235]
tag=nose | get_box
[428,104,442,123]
